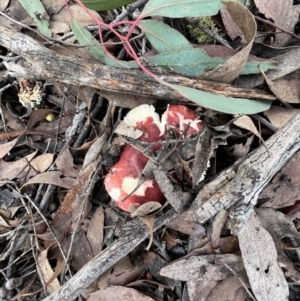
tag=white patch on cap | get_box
[122,176,153,196]
[109,188,121,200]
[176,112,202,134]
[124,104,162,130]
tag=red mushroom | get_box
[104,105,165,212]
[161,104,202,137]
[104,104,202,212]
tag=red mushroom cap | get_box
[161,105,202,137]
[104,104,202,212]
[104,145,165,212]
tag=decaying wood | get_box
[183,111,300,234]
[42,209,178,301]
[0,26,275,101]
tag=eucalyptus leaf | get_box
[18,0,52,38]
[241,61,276,75]
[149,49,225,76]
[149,48,276,77]
[139,20,193,53]
[81,0,135,11]
[169,84,271,114]
[141,0,224,17]
[71,20,138,69]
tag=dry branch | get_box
[0,26,275,102]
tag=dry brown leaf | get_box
[233,115,262,139]
[51,3,103,27]
[166,215,205,235]
[259,149,300,208]
[261,73,300,104]
[188,279,219,301]
[87,286,156,301]
[144,252,177,289]
[238,212,289,301]
[211,209,229,249]
[0,0,9,10]
[21,171,76,189]
[0,150,37,181]
[37,249,61,294]
[37,212,71,242]
[35,115,73,135]
[50,21,70,35]
[256,208,300,244]
[265,106,299,128]
[207,274,248,301]
[108,255,144,287]
[220,7,244,42]
[70,230,94,272]
[87,206,104,256]
[159,254,244,281]
[254,0,300,47]
[203,2,256,83]
[188,236,240,257]
[42,0,65,15]
[56,148,80,178]
[27,153,54,173]
[27,109,57,129]
[0,137,19,159]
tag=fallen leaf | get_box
[21,171,76,189]
[265,106,299,128]
[207,274,248,301]
[259,150,300,208]
[159,254,244,281]
[203,2,256,83]
[256,207,300,244]
[87,206,104,256]
[87,286,156,301]
[233,115,262,139]
[51,3,102,27]
[0,137,19,159]
[238,212,289,301]
[261,71,300,104]
[254,0,300,47]
[0,150,37,181]
[56,148,80,178]
[37,248,61,294]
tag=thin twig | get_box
[254,15,300,41]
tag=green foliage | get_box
[18,0,52,38]
[187,16,220,44]
[80,0,136,11]
[26,0,275,114]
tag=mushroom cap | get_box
[161,105,202,137]
[124,104,163,143]
[104,104,202,212]
[104,145,165,212]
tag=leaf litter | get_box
[0,0,300,300]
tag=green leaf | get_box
[169,84,271,114]
[241,61,276,75]
[18,0,52,38]
[141,0,224,17]
[139,20,193,53]
[148,48,276,77]
[71,20,138,69]
[149,49,225,76]
[81,0,135,11]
